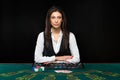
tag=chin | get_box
[53,26,60,29]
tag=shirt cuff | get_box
[66,58,80,64]
[50,56,56,62]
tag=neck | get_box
[51,27,61,34]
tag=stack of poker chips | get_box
[33,65,45,72]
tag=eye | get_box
[51,16,55,19]
[57,16,62,19]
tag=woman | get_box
[34,6,80,65]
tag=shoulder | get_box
[36,32,44,43]
[37,32,44,38]
[69,32,75,38]
[38,31,44,36]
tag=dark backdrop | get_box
[1,0,120,63]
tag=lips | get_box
[54,24,59,26]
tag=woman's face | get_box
[50,11,62,29]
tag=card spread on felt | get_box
[54,70,72,73]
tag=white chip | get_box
[41,66,45,71]
[34,68,38,72]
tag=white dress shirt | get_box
[34,30,80,63]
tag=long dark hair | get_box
[45,6,69,49]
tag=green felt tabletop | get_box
[0,63,120,80]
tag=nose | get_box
[55,19,58,23]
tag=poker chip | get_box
[34,68,39,72]
[41,67,45,71]
[33,66,45,72]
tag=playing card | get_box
[54,70,72,73]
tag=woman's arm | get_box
[55,56,73,61]
[34,32,55,63]
[66,32,80,63]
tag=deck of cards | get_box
[54,70,72,73]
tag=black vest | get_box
[43,32,71,57]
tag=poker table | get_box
[0,63,120,80]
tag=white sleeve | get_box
[34,32,55,63]
[66,32,80,63]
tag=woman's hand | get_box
[43,62,50,64]
[55,56,73,61]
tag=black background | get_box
[1,0,120,63]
